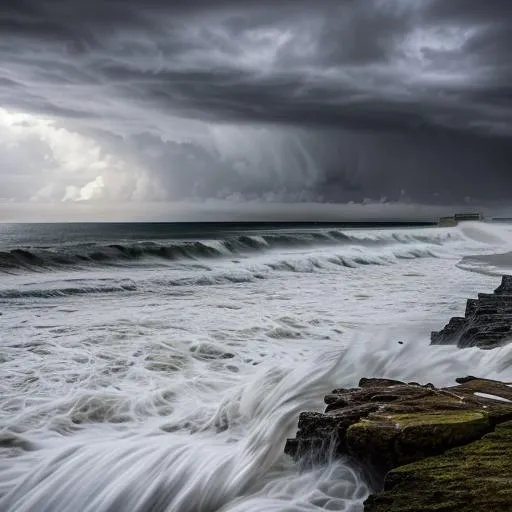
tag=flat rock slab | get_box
[364,420,512,512]
[431,275,512,348]
[285,377,512,473]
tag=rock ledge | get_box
[285,377,512,511]
[431,275,512,348]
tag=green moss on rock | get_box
[389,410,487,427]
[347,419,399,470]
[347,410,490,471]
[285,376,512,510]
[364,420,512,511]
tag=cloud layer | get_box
[1,0,511,214]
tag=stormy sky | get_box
[1,0,511,220]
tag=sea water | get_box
[1,221,511,512]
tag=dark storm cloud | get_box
[2,0,511,134]
[1,0,512,206]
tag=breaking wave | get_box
[0,229,460,273]
[0,244,443,299]
[0,280,137,299]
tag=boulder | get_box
[364,420,512,512]
[431,275,512,348]
[285,377,512,472]
[285,377,512,510]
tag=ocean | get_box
[1,221,512,512]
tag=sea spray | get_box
[1,332,511,511]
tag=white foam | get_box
[0,225,510,511]
[474,392,512,403]
[457,221,512,246]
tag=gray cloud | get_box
[1,0,511,210]
[3,0,511,133]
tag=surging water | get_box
[1,222,512,511]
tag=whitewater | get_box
[1,221,512,512]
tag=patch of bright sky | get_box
[0,108,143,202]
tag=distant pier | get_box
[438,212,483,227]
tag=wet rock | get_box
[285,377,512,472]
[431,275,512,348]
[284,403,380,461]
[359,378,405,389]
[285,377,512,511]
[494,274,512,294]
[365,420,512,512]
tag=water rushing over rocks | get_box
[285,277,512,511]
[284,375,512,512]
[1,221,512,511]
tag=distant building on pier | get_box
[438,212,483,227]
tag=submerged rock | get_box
[431,275,512,349]
[285,377,512,511]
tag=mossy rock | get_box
[392,410,490,467]
[347,410,490,471]
[347,419,399,470]
[286,377,512,466]
[364,420,512,511]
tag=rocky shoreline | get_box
[285,276,512,511]
[431,275,512,349]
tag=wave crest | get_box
[0,229,460,274]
